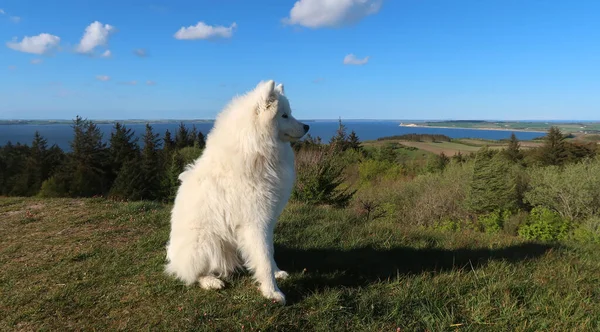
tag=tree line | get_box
[0,116,206,201]
[1,117,597,210]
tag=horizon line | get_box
[1,118,600,122]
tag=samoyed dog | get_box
[165,80,309,304]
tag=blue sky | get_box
[1,0,599,120]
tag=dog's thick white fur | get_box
[165,80,309,304]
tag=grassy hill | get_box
[2,197,599,331]
[364,137,544,157]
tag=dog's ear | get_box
[256,80,275,103]
[275,83,284,95]
[254,80,278,114]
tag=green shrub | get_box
[38,175,69,198]
[571,217,600,244]
[291,147,355,207]
[391,161,472,227]
[524,158,600,221]
[358,159,403,185]
[337,148,364,167]
[518,207,571,242]
[503,211,529,236]
[479,210,511,234]
[433,218,462,232]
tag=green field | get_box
[2,197,599,331]
[364,137,543,157]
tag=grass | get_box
[2,197,600,331]
[363,138,544,156]
[396,141,482,156]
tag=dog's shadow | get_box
[274,239,555,302]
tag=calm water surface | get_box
[0,121,546,151]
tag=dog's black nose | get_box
[303,124,310,132]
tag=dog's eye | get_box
[282,114,288,119]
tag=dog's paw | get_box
[274,270,289,280]
[261,288,286,305]
[198,276,224,290]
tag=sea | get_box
[0,120,547,151]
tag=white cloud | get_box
[284,0,382,29]
[101,50,112,57]
[343,53,369,65]
[96,75,111,81]
[146,80,156,86]
[134,48,148,57]
[76,21,116,54]
[6,33,61,55]
[1,9,21,23]
[121,80,137,85]
[174,21,237,40]
[313,77,325,83]
[8,65,17,70]
[30,58,43,65]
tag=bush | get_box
[390,161,472,227]
[291,147,355,207]
[433,218,462,232]
[518,207,571,242]
[571,217,600,244]
[524,158,600,221]
[38,175,69,198]
[358,159,403,185]
[503,211,529,236]
[478,210,511,234]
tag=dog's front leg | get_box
[239,224,286,304]
[268,222,289,280]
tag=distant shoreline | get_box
[399,124,548,133]
[0,119,321,126]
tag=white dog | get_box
[165,80,309,304]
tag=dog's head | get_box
[253,80,309,142]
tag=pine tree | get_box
[163,129,175,155]
[67,116,110,197]
[329,117,348,153]
[139,123,164,200]
[36,144,67,197]
[3,143,31,196]
[108,122,139,184]
[44,144,66,181]
[425,152,450,173]
[0,155,6,194]
[347,130,362,151]
[166,152,185,201]
[23,131,48,195]
[175,122,191,149]
[109,157,144,201]
[195,130,206,149]
[467,147,518,214]
[504,132,523,163]
[538,126,569,166]
[189,125,198,145]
